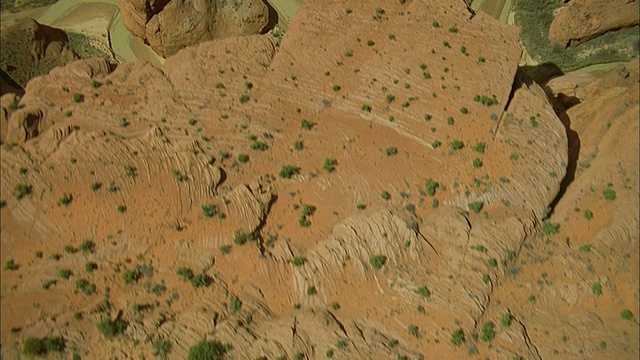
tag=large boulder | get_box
[549,0,640,48]
[118,0,271,58]
[0,18,78,88]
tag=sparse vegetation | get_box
[369,255,387,270]
[97,318,127,339]
[620,309,634,320]
[542,221,560,235]
[58,193,73,206]
[602,187,616,201]
[234,232,254,245]
[301,119,314,130]
[188,340,226,360]
[385,146,398,156]
[4,259,19,270]
[279,165,301,179]
[14,183,31,200]
[202,204,218,218]
[450,140,464,150]
[292,257,306,266]
[323,158,337,172]
[451,329,465,346]
[481,321,496,342]
[468,201,484,213]
[417,286,431,298]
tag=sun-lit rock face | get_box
[549,0,640,47]
[1,1,637,359]
[118,0,270,57]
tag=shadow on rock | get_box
[522,62,581,218]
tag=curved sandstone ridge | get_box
[549,0,640,48]
[118,0,270,57]
[2,0,637,359]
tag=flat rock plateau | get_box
[1,0,638,359]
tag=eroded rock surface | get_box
[1,1,637,359]
[118,0,270,57]
[549,0,640,47]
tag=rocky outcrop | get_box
[117,0,271,57]
[549,0,640,47]
[0,18,77,88]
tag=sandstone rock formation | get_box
[0,18,77,88]
[549,0,640,47]
[118,0,270,57]
[0,0,637,359]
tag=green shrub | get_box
[472,142,486,153]
[201,204,217,218]
[239,94,250,103]
[584,210,594,220]
[620,309,634,320]
[124,269,141,285]
[4,259,19,270]
[369,255,387,270]
[385,147,398,156]
[332,84,341,91]
[301,119,314,130]
[154,340,171,358]
[500,314,512,326]
[72,93,84,103]
[381,191,391,200]
[468,201,484,213]
[229,296,242,314]
[97,318,127,339]
[124,165,137,177]
[234,233,253,245]
[177,267,194,281]
[279,165,301,178]
[425,179,439,196]
[473,158,483,168]
[451,329,465,346]
[481,321,495,342]
[58,269,72,279]
[291,257,306,266]
[361,104,372,112]
[602,188,616,201]
[23,337,45,356]
[43,336,65,353]
[408,325,419,338]
[85,262,98,273]
[79,240,95,253]
[323,158,337,172]
[301,204,316,217]
[190,273,210,288]
[416,286,431,298]
[307,286,317,295]
[14,183,31,200]
[542,221,560,235]
[450,140,464,150]
[293,140,304,150]
[431,140,441,148]
[188,340,226,360]
[238,154,249,163]
[592,282,602,296]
